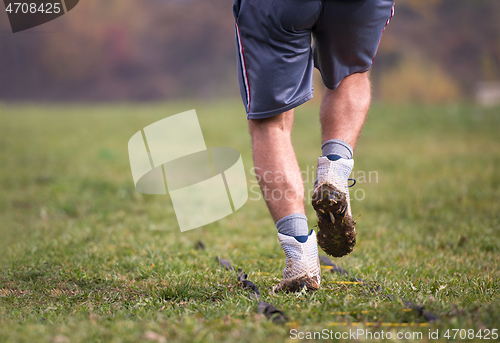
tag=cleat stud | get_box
[329,212,335,223]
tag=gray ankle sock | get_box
[276,213,309,237]
[321,139,353,159]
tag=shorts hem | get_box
[246,92,314,120]
[321,66,372,90]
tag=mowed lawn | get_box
[0,100,499,342]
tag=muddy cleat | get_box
[273,230,321,292]
[312,156,357,258]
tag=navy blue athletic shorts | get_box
[233,0,395,119]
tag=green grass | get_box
[0,100,499,342]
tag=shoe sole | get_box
[273,274,320,293]
[312,183,357,258]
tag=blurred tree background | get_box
[0,0,499,103]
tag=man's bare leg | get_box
[248,109,305,223]
[248,72,370,224]
[312,71,372,257]
[320,71,371,149]
[250,109,321,292]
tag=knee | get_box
[324,72,371,106]
[248,110,294,139]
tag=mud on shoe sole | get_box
[273,274,320,293]
[312,183,357,258]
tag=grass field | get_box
[0,100,499,342]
